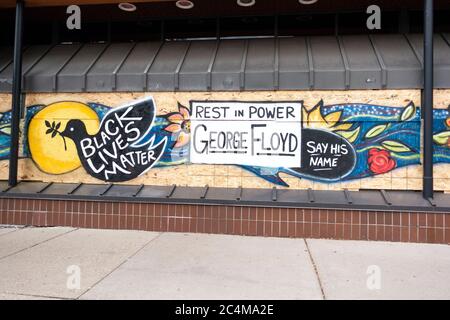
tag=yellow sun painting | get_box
[28,101,100,174]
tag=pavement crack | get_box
[76,232,164,300]
[304,239,326,300]
[0,227,78,261]
[3,291,73,300]
[0,227,22,238]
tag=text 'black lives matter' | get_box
[61,97,167,182]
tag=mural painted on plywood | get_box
[0,96,449,187]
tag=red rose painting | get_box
[368,148,396,174]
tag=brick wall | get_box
[1,197,449,244]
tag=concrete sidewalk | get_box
[0,225,449,300]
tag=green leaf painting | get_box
[335,127,360,143]
[381,140,412,153]
[400,102,416,121]
[365,124,389,139]
[433,131,450,145]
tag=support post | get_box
[423,0,434,199]
[9,0,24,187]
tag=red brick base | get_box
[0,197,449,244]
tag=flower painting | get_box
[164,104,191,148]
[368,149,396,175]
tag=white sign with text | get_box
[189,101,302,168]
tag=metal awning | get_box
[1,180,449,213]
[1,33,450,93]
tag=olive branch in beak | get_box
[45,120,67,151]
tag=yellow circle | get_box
[28,101,100,174]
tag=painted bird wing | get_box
[97,96,156,145]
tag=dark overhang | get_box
[1,33,450,92]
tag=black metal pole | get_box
[423,0,434,199]
[9,0,24,187]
